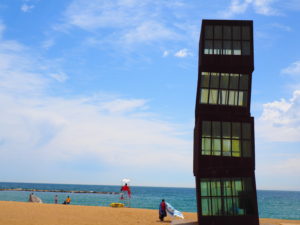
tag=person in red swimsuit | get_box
[120,183,131,198]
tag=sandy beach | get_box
[0,201,299,225]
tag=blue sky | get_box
[0,0,299,190]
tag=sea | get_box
[0,182,299,220]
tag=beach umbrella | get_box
[122,178,130,184]
[166,202,184,219]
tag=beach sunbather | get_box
[63,196,71,204]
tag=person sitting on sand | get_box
[63,196,71,205]
[159,199,167,221]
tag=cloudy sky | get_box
[0,0,299,190]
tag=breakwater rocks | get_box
[0,188,120,195]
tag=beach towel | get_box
[166,202,184,219]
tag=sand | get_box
[0,201,299,225]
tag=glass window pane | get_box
[223,40,232,55]
[224,197,233,215]
[228,90,238,105]
[220,73,229,89]
[224,181,232,196]
[200,89,209,104]
[232,140,241,157]
[213,40,222,55]
[242,123,251,139]
[223,26,231,39]
[233,41,241,55]
[242,26,250,40]
[211,181,221,196]
[238,91,248,107]
[201,198,210,216]
[218,90,228,105]
[201,72,210,88]
[202,121,211,137]
[222,139,231,156]
[242,140,252,157]
[205,25,213,39]
[243,92,248,106]
[212,197,221,215]
[202,138,211,155]
[232,122,241,139]
[239,74,249,90]
[204,40,213,54]
[232,197,240,215]
[201,181,210,196]
[214,25,222,39]
[209,89,218,104]
[233,26,241,40]
[212,121,221,137]
[222,122,231,138]
[210,73,219,88]
[212,139,221,156]
[229,74,239,89]
[235,180,243,194]
[242,41,250,55]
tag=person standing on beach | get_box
[54,195,58,204]
[120,183,131,198]
[159,199,167,221]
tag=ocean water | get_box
[0,182,299,220]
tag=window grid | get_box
[201,120,252,157]
[200,178,254,216]
[204,25,251,56]
[200,72,248,107]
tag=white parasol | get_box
[122,178,131,184]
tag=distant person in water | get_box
[120,183,131,198]
[54,195,58,204]
[63,196,71,204]
[159,199,167,221]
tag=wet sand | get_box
[0,201,299,225]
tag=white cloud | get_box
[123,21,177,44]
[163,51,169,57]
[0,21,5,39]
[271,23,292,32]
[174,48,191,58]
[21,4,35,13]
[50,72,68,82]
[257,90,300,142]
[0,33,192,185]
[59,0,185,46]
[100,99,147,113]
[281,60,300,76]
[42,39,55,49]
[221,0,278,18]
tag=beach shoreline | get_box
[1,201,300,225]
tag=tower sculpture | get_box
[194,19,259,225]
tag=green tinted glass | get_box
[232,122,241,139]
[201,72,210,88]
[222,122,231,138]
[200,89,209,104]
[209,89,218,104]
[212,121,221,137]
[202,121,211,137]
[242,123,251,139]
[201,198,210,216]
[202,138,211,155]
